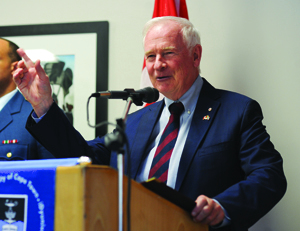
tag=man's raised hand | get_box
[13,48,53,117]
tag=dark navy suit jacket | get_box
[26,78,286,231]
[0,91,54,160]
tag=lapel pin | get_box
[203,115,210,120]
[208,108,212,111]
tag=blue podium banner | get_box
[0,158,80,231]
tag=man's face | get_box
[144,21,201,100]
[0,39,15,97]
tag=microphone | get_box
[91,87,159,104]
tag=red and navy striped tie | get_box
[148,102,184,183]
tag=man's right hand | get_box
[13,48,53,117]
[191,195,225,226]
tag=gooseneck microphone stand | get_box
[88,87,159,231]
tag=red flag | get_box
[152,0,188,19]
[140,0,189,105]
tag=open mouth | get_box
[157,76,170,80]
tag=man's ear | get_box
[10,61,18,73]
[193,44,202,67]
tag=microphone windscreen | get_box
[138,87,159,103]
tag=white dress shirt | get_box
[136,76,203,189]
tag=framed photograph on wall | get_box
[0,21,108,139]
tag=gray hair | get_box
[142,16,201,54]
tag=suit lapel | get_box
[0,91,23,132]
[175,79,221,191]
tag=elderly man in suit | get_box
[12,17,286,230]
[0,38,54,160]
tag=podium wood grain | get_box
[55,165,208,231]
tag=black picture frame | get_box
[0,21,109,137]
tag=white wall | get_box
[1,0,299,230]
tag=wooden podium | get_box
[54,164,208,231]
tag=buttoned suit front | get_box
[0,91,54,160]
[26,78,286,231]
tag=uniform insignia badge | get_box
[2,140,18,144]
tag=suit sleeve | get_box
[213,100,287,230]
[35,140,57,159]
[26,102,111,165]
